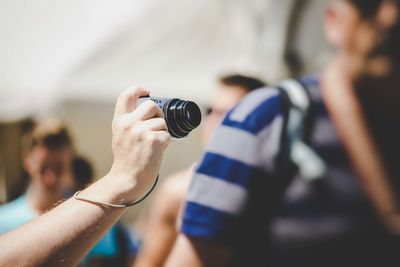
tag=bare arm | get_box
[165,234,233,267]
[0,87,171,267]
[0,178,126,267]
[134,171,189,267]
[322,58,400,231]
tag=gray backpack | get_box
[278,79,326,181]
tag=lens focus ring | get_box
[163,99,202,138]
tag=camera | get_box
[137,97,202,138]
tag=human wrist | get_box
[78,172,140,207]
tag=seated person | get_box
[166,1,400,266]
[133,74,266,267]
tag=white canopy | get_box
[0,0,328,121]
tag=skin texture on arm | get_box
[0,87,171,267]
[133,169,191,267]
[165,234,233,267]
[0,178,126,267]
[322,56,400,232]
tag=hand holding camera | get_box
[107,87,173,204]
[78,87,201,206]
[137,96,202,138]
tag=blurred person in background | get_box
[166,0,400,266]
[0,118,138,267]
[133,75,266,267]
[0,118,74,233]
[72,155,94,192]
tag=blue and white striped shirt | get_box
[181,75,390,265]
[182,86,285,242]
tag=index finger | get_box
[114,86,150,119]
[129,100,164,121]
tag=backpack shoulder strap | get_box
[278,79,326,181]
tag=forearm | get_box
[134,229,177,267]
[0,174,129,267]
[165,234,233,267]
[134,180,181,267]
[0,87,171,267]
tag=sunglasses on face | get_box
[205,107,229,117]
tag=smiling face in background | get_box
[23,118,75,199]
[24,145,73,195]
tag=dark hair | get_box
[219,75,266,93]
[347,0,400,65]
[348,0,384,18]
[348,0,400,195]
[24,118,73,153]
[72,155,94,189]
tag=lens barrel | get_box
[137,97,202,138]
[163,99,202,138]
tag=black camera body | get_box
[137,97,202,138]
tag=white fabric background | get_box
[0,0,305,121]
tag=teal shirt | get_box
[0,195,118,260]
[0,195,36,233]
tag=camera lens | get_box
[163,99,202,138]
